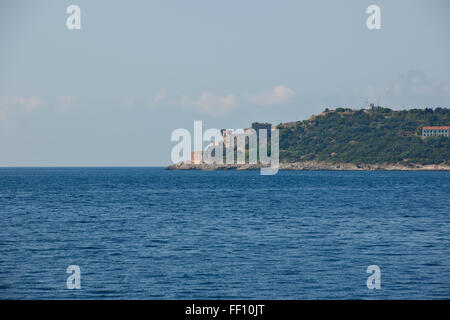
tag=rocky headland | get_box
[166,161,450,171]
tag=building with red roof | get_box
[422,126,450,137]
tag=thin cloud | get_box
[0,95,44,121]
[0,95,44,112]
[246,85,295,106]
[190,91,237,116]
[125,97,136,108]
[56,96,76,110]
[364,70,450,107]
[178,92,238,116]
[149,88,168,107]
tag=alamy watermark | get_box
[66,265,81,289]
[66,5,81,30]
[366,265,381,290]
[65,5,379,31]
[366,5,381,30]
[170,121,279,175]
[65,5,380,31]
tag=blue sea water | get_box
[0,167,449,299]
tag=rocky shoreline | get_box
[166,161,450,171]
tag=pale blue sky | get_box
[1,0,449,166]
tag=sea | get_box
[0,167,449,299]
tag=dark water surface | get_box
[0,168,449,299]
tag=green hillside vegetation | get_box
[277,107,450,165]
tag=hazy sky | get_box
[1,0,449,166]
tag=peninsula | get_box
[166,107,450,171]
